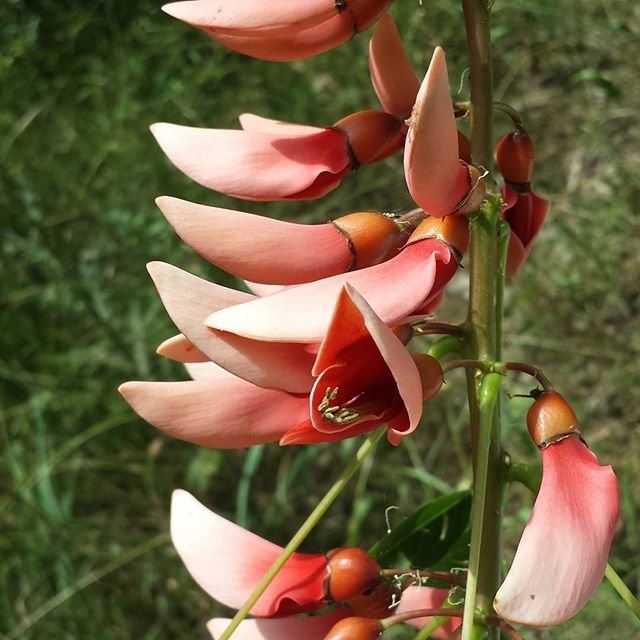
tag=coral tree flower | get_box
[394,586,461,639]
[494,391,619,627]
[155,196,409,285]
[206,215,469,343]
[496,128,550,276]
[151,110,404,202]
[404,47,484,217]
[161,0,395,61]
[120,284,443,448]
[171,489,328,616]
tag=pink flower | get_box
[494,391,619,626]
[151,110,404,202]
[171,489,329,616]
[206,612,349,640]
[502,185,549,277]
[161,0,394,61]
[394,586,461,639]
[155,196,408,285]
[404,47,484,218]
[120,284,442,448]
[205,215,468,343]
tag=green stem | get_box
[461,373,502,640]
[428,335,464,361]
[217,430,385,640]
[605,564,640,620]
[496,221,510,361]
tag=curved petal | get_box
[171,490,327,616]
[156,333,209,363]
[311,284,423,440]
[404,47,469,217]
[368,15,419,118]
[156,196,352,284]
[147,261,315,393]
[150,123,349,201]
[162,0,336,36]
[207,611,350,640]
[238,113,324,136]
[119,366,308,448]
[504,187,550,277]
[205,14,354,62]
[207,237,451,343]
[395,586,461,639]
[494,435,619,626]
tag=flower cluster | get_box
[119,4,620,639]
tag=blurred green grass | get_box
[1,0,638,638]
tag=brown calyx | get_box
[406,214,470,257]
[527,390,581,447]
[334,110,405,166]
[333,211,404,269]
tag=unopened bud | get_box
[323,616,384,640]
[496,128,535,186]
[407,214,470,256]
[333,211,404,269]
[325,547,381,603]
[527,390,581,447]
[334,110,405,166]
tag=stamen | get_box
[317,386,361,425]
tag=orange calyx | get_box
[332,211,404,269]
[323,616,384,640]
[334,110,405,166]
[406,214,470,256]
[325,547,382,603]
[527,390,581,447]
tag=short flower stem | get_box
[217,429,386,640]
[500,361,553,390]
[412,321,465,337]
[605,563,640,620]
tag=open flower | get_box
[494,391,619,626]
[206,215,468,344]
[120,283,443,448]
[151,110,404,202]
[155,196,410,285]
[161,0,395,61]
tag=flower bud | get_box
[407,214,470,256]
[496,128,535,186]
[334,110,405,166]
[333,211,404,269]
[323,616,383,640]
[325,547,381,603]
[527,390,581,447]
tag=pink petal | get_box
[156,196,352,284]
[156,333,209,363]
[207,611,350,640]
[162,0,336,36]
[147,261,315,393]
[203,14,354,62]
[368,15,419,118]
[494,435,619,626]
[238,113,324,136]
[503,186,550,277]
[395,586,461,638]
[311,284,423,441]
[150,123,349,201]
[206,237,451,343]
[171,490,327,616]
[404,47,470,217]
[118,364,308,448]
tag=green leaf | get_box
[368,491,471,567]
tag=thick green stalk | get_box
[460,2,505,639]
[217,430,385,640]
